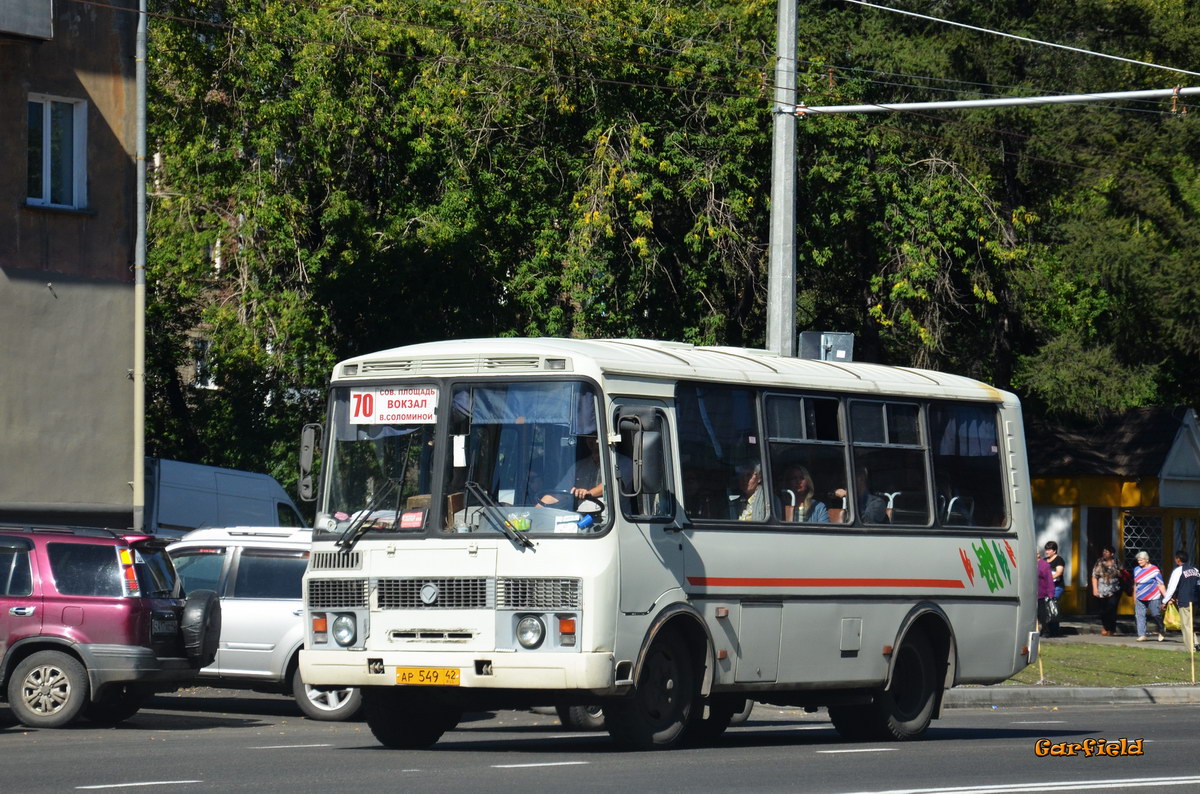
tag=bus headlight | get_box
[332,614,357,647]
[516,615,545,649]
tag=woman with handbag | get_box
[1037,554,1057,633]
[1091,545,1122,636]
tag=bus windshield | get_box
[444,380,605,535]
[317,380,605,538]
[319,385,439,536]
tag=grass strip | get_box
[1006,643,1200,687]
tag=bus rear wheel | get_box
[605,631,694,750]
[829,630,938,742]
[363,688,461,749]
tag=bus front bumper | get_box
[300,648,617,691]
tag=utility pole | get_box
[765,0,797,357]
[133,0,147,530]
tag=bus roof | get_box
[336,338,1012,403]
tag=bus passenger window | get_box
[765,394,848,525]
[676,383,761,522]
[930,403,1006,527]
[849,401,929,526]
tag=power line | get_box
[843,0,1200,80]
[64,0,1200,187]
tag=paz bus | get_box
[298,338,1037,750]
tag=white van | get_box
[146,459,305,538]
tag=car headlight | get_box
[332,614,357,647]
[516,615,545,649]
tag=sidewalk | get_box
[942,615,1200,708]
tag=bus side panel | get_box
[682,529,1028,691]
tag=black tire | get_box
[83,685,147,726]
[363,687,461,749]
[829,630,938,742]
[291,665,363,721]
[181,589,221,669]
[555,704,606,731]
[828,702,881,741]
[605,631,695,750]
[681,696,742,746]
[7,650,89,728]
[876,630,938,740]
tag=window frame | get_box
[26,93,88,210]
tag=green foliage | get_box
[146,0,1200,485]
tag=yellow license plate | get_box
[395,666,461,686]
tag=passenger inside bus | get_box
[776,465,830,523]
[836,465,890,524]
[731,463,767,521]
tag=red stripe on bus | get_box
[686,577,966,589]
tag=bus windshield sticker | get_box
[349,387,438,425]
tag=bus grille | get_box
[377,577,493,609]
[497,577,581,609]
[308,578,369,608]
[309,551,362,571]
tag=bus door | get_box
[612,399,686,614]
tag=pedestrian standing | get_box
[1043,541,1067,637]
[1163,551,1200,651]
[1037,554,1056,633]
[1133,551,1167,642]
[1091,545,1122,636]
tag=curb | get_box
[943,685,1200,708]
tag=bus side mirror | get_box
[299,423,322,502]
[617,409,664,497]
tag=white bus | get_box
[299,338,1037,750]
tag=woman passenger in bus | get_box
[777,465,829,523]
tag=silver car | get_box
[167,527,361,721]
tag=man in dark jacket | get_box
[1164,551,1200,651]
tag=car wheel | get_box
[555,704,605,730]
[83,685,148,726]
[181,589,222,669]
[291,665,362,721]
[7,650,89,728]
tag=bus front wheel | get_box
[605,631,695,750]
[363,687,461,749]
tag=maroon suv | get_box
[0,525,220,728]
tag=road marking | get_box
[492,761,591,769]
[840,774,1200,793]
[1010,720,1066,724]
[77,782,202,790]
[817,748,898,754]
[249,743,333,750]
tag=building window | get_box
[27,94,88,209]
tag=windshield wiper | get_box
[337,477,401,551]
[464,481,534,549]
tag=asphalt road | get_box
[3,689,1199,793]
